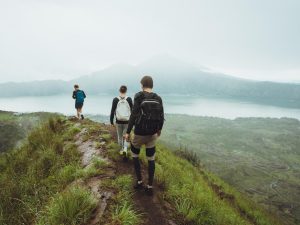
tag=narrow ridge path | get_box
[108,126,178,225]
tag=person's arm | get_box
[72,91,76,99]
[83,91,86,98]
[127,97,133,111]
[110,98,118,125]
[158,96,164,133]
[126,94,140,134]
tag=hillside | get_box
[0,111,56,153]
[0,116,282,225]
[160,114,300,225]
[1,56,300,108]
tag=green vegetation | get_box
[36,186,97,225]
[153,145,279,225]
[0,110,56,152]
[110,175,141,225]
[161,114,300,224]
[0,114,289,225]
[0,116,88,225]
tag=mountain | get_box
[0,115,282,225]
[1,55,300,108]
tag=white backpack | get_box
[116,96,131,121]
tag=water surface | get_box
[1,94,300,120]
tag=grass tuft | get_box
[36,186,97,225]
[109,175,141,225]
[92,156,109,169]
[111,201,141,225]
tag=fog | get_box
[0,0,299,83]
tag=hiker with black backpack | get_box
[72,84,86,120]
[110,85,133,157]
[124,76,164,196]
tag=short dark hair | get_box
[74,84,79,89]
[119,85,127,93]
[140,76,153,88]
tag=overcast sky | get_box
[0,0,299,83]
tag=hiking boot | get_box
[145,186,154,196]
[81,115,84,120]
[134,181,144,190]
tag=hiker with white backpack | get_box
[110,85,133,156]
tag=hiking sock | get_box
[148,160,155,186]
[133,157,142,181]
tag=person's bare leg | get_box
[79,107,84,119]
[76,108,80,119]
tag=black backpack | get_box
[136,93,164,131]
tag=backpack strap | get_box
[118,96,127,100]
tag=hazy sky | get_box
[0,0,299,83]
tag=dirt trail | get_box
[73,120,178,225]
[116,159,177,225]
[74,122,115,225]
[107,125,178,225]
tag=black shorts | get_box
[75,102,83,109]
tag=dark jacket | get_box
[110,96,133,125]
[127,91,164,136]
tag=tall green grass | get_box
[155,145,279,225]
[36,186,97,225]
[110,175,141,225]
[0,117,84,225]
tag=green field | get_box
[160,114,300,224]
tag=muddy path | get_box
[108,126,178,225]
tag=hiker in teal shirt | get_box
[72,84,86,119]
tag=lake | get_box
[1,94,300,120]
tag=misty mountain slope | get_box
[1,56,300,107]
[0,116,282,225]
[0,80,69,97]
[0,111,57,152]
[160,114,300,225]
[73,63,139,94]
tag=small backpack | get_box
[137,94,164,130]
[116,96,131,121]
[76,90,85,103]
